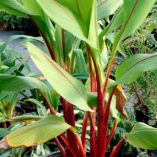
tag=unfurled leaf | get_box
[25,43,92,112]
[125,122,157,150]
[0,116,71,149]
[97,0,123,20]
[116,53,157,84]
[37,0,98,48]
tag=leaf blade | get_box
[36,0,98,48]
[115,53,157,84]
[24,43,92,112]
[0,116,71,148]
[125,122,157,150]
[97,0,123,20]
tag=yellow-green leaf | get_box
[0,116,71,148]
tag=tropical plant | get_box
[120,6,157,127]
[0,0,157,157]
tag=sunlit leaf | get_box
[0,116,71,149]
[25,42,92,112]
[125,122,157,150]
[37,0,98,48]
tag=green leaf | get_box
[0,74,45,91]
[100,43,108,69]
[115,53,157,84]
[100,0,155,49]
[24,43,92,112]
[0,74,57,110]
[0,116,71,148]
[74,49,87,74]
[22,0,43,16]
[0,35,43,53]
[97,0,123,20]
[125,122,157,150]
[23,98,47,114]
[36,0,98,48]
[121,0,156,38]
[113,0,155,50]
[0,0,34,16]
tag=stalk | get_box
[60,136,76,157]
[61,98,79,157]
[53,138,66,157]
[87,46,97,157]
[110,138,125,157]
[81,113,89,147]
[89,113,97,157]
[75,134,86,157]
[30,17,56,61]
[104,119,117,153]
[87,46,105,157]
[41,93,56,115]
[40,30,56,61]
[103,86,117,153]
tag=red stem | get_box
[87,46,105,157]
[29,17,56,61]
[75,134,86,157]
[103,86,117,153]
[60,136,76,157]
[89,113,97,157]
[39,30,56,61]
[87,47,97,157]
[104,119,117,153]
[110,138,125,157]
[103,59,114,97]
[61,98,78,156]
[53,138,66,157]
[41,93,56,115]
[81,113,89,147]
